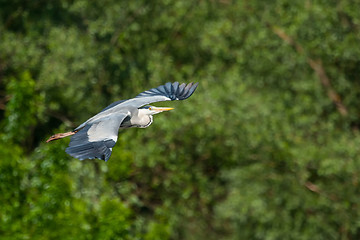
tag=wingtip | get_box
[192,82,199,89]
[181,82,199,99]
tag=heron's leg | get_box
[46,131,77,143]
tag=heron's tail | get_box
[46,131,76,143]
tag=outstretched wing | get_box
[114,82,199,109]
[136,82,198,100]
[75,82,198,131]
[65,113,128,162]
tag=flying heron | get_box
[46,82,199,162]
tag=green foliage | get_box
[0,140,25,239]
[3,71,41,144]
[96,198,132,240]
[145,221,171,240]
[1,0,360,239]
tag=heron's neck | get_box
[139,115,153,128]
[121,110,153,128]
[133,113,153,128]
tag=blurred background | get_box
[1,0,360,239]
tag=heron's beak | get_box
[153,107,174,112]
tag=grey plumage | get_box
[48,82,199,162]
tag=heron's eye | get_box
[149,107,152,110]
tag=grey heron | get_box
[46,82,199,162]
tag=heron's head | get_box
[139,105,174,116]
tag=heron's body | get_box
[47,82,198,162]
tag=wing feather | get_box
[183,83,198,99]
[164,82,173,95]
[171,82,179,99]
[66,113,128,161]
[177,83,187,97]
[130,82,199,107]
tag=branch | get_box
[304,181,321,193]
[271,26,348,116]
[0,95,11,110]
[304,181,338,201]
